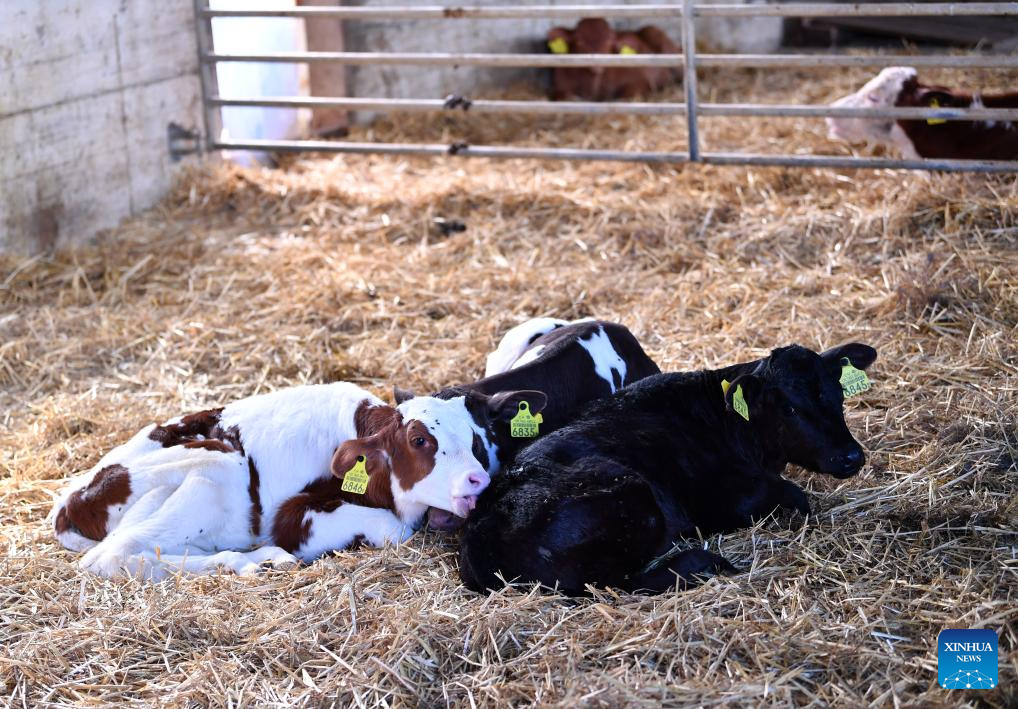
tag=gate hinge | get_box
[168,122,202,161]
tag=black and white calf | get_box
[50,382,519,579]
[396,318,662,529]
[459,343,877,595]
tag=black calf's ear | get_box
[393,386,416,404]
[488,390,549,422]
[821,343,877,371]
[723,374,762,421]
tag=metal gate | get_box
[192,2,1018,172]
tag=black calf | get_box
[458,343,877,595]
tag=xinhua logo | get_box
[938,629,998,689]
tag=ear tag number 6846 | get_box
[341,455,370,494]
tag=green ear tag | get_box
[548,37,569,54]
[510,401,544,438]
[839,357,871,397]
[341,455,370,494]
[720,379,732,396]
[927,98,947,126]
[732,384,750,421]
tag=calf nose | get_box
[467,471,490,492]
[842,448,864,467]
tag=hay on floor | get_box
[0,64,1016,706]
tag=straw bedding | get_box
[1,66,1015,707]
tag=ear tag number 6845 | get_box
[840,357,871,397]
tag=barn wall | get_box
[0,1,202,254]
[341,0,783,121]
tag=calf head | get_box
[723,343,877,478]
[331,397,491,523]
[572,17,616,55]
[394,387,548,530]
[826,66,920,157]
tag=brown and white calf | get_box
[827,66,1018,160]
[399,318,662,530]
[547,18,679,101]
[50,382,503,579]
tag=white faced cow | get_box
[50,382,516,579]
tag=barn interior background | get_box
[1,1,1016,706]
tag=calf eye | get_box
[782,404,797,417]
[412,436,427,448]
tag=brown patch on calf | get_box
[896,77,1018,160]
[148,408,246,455]
[183,439,234,454]
[61,464,132,541]
[248,457,263,538]
[270,471,394,553]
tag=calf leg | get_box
[280,503,414,563]
[627,548,736,594]
[79,471,248,579]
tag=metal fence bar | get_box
[203,51,1018,69]
[203,52,685,67]
[192,0,221,152]
[212,138,692,163]
[200,3,1018,20]
[681,0,699,161]
[697,2,1018,17]
[212,138,1018,172]
[700,152,1018,172]
[209,96,1018,121]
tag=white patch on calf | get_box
[485,317,571,376]
[297,506,411,562]
[510,344,545,370]
[579,326,628,393]
[827,66,919,157]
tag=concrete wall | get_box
[0,1,202,254]
[342,0,783,118]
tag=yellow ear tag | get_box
[927,98,947,126]
[720,379,732,396]
[619,44,638,55]
[510,401,544,438]
[548,37,569,54]
[732,385,750,421]
[341,455,370,494]
[839,357,871,397]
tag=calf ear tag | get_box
[548,37,569,54]
[619,45,638,55]
[341,455,370,494]
[720,378,732,395]
[927,98,947,126]
[510,401,544,438]
[732,385,750,421]
[839,358,871,397]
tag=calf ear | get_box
[331,436,390,482]
[724,374,763,419]
[488,390,549,422]
[822,343,877,371]
[393,386,416,405]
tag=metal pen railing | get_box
[195,2,1018,172]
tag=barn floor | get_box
[1,67,1016,707]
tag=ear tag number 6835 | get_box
[341,455,370,494]
[510,401,543,438]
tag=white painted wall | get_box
[0,1,202,254]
